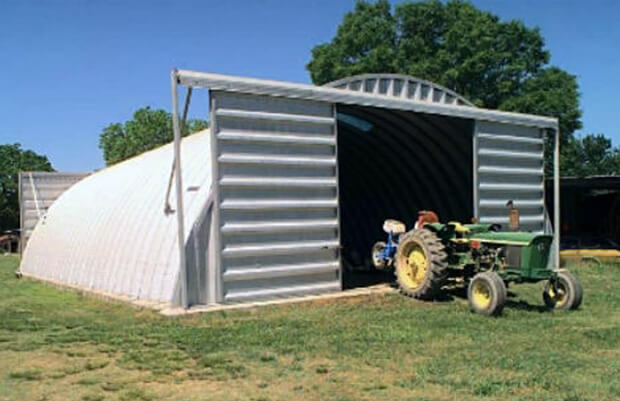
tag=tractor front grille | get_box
[505,246,522,269]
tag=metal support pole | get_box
[332,104,343,290]
[28,172,42,220]
[472,121,479,220]
[208,94,222,304]
[553,127,560,267]
[18,172,23,255]
[164,87,193,214]
[171,69,188,308]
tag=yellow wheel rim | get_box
[398,243,428,290]
[548,283,568,308]
[472,281,492,309]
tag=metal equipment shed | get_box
[172,69,559,309]
[20,70,560,310]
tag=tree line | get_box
[0,108,208,233]
[306,0,619,177]
[2,0,618,234]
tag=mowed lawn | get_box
[1,255,619,401]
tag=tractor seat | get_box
[448,221,470,233]
[383,219,406,234]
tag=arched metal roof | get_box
[324,73,475,107]
[20,130,212,306]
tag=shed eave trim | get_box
[176,69,559,129]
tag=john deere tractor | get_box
[372,213,583,316]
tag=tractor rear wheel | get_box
[394,229,447,299]
[467,271,507,316]
[542,270,583,310]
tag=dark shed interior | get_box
[546,177,620,243]
[336,104,475,287]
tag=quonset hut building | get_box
[20,71,560,309]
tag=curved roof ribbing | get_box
[324,74,475,107]
[20,130,212,305]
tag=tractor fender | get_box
[416,223,445,234]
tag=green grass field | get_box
[1,255,619,401]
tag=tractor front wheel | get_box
[371,241,388,269]
[467,271,507,316]
[542,270,583,310]
[395,229,447,299]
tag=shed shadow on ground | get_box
[342,268,396,290]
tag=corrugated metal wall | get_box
[474,121,545,232]
[19,171,89,252]
[210,91,341,303]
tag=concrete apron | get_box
[19,272,394,316]
[160,284,395,316]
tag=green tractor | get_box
[372,212,583,316]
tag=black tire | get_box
[371,241,387,269]
[467,271,507,316]
[543,270,583,310]
[394,229,448,300]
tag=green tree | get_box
[99,107,209,166]
[0,144,54,232]
[307,0,584,173]
[562,134,620,177]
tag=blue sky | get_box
[1,0,619,172]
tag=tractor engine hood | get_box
[471,231,551,246]
[423,222,550,246]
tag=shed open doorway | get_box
[336,104,475,289]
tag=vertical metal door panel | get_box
[475,121,546,232]
[211,91,341,303]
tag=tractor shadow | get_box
[504,298,550,313]
[435,285,465,302]
[435,285,550,313]
[438,286,516,302]
[345,268,551,313]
